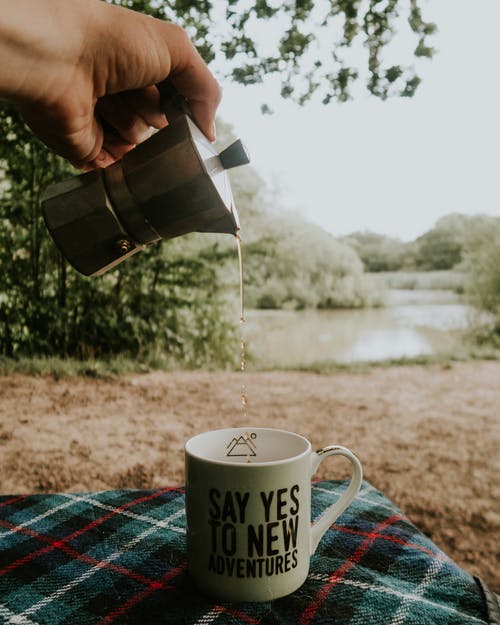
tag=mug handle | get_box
[309,445,363,554]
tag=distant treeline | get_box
[341,213,500,273]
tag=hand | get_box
[0,0,221,169]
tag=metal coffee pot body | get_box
[41,83,250,276]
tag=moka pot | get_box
[41,81,250,276]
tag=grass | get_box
[1,342,499,379]
[274,338,500,374]
[0,355,151,379]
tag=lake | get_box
[244,290,475,366]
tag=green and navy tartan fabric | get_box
[0,480,488,625]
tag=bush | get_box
[0,104,236,367]
[0,236,237,367]
[371,270,466,292]
[240,210,383,310]
[463,219,500,340]
[414,228,462,270]
[341,231,412,272]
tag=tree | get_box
[109,0,435,104]
[203,123,383,311]
[414,213,495,271]
[341,231,411,272]
[240,210,382,310]
[0,104,71,357]
[414,228,462,271]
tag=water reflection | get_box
[347,328,433,361]
[245,290,473,366]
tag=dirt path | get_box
[0,361,498,591]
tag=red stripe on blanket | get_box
[96,561,188,625]
[0,495,28,509]
[0,517,156,586]
[332,523,450,561]
[222,607,262,625]
[0,487,174,577]
[299,514,404,625]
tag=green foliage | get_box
[0,102,236,366]
[108,0,435,104]
[414,226,462,271]
[343,214,499,275]
[414,230,462,270]
[372,270,465,292]
[195,121,384,313]
[0,355,148,378]
[413,213,500,271]
[341,231,412,272]
[463,217,500,340]
[238,210,383,310]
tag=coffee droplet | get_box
[236,234,245,324]
[236,233,250,420]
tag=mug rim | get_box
[185,427,311,467]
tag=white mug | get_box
[185,427,363,602]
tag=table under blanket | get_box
[0,480,491,625]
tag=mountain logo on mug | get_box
[226,432,257,457]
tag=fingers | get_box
[78,86,168,169]
[161,23,221,141]
[80,139,135,171]
[120,85,168,129]
[96,86,167,144]
[56,108,134,171]
[94,4,221,142]
[96,94,154,146]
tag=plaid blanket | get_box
[0,480,489,625]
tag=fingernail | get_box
[137,127,153,143]
[154,114,168,129]
[211,121,217,142]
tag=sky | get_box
[217,1,500,241]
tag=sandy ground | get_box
[0,361,498,592]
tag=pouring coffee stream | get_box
[41,79,250,276]
[235,233,250,433]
